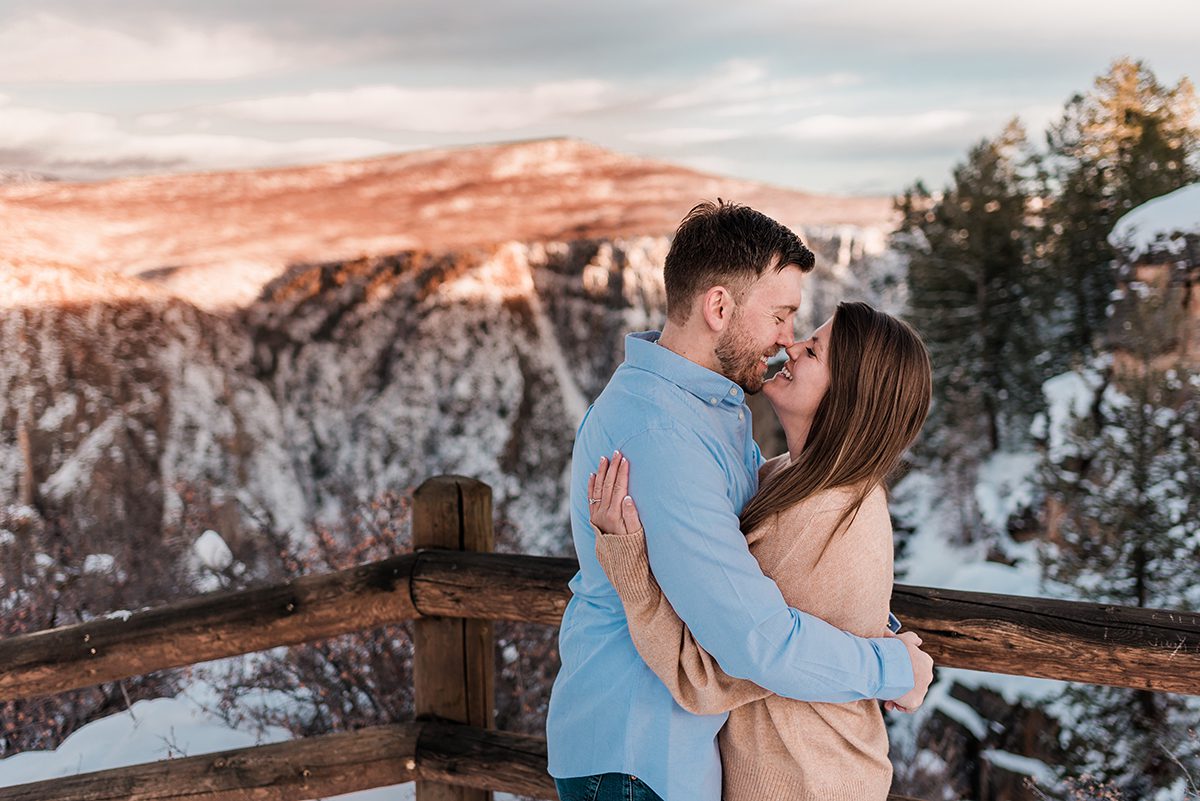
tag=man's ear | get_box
[700,286,735,333]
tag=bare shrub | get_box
[197,487,418,737]
[0,504,184,756]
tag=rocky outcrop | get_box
[1,140,897,554]
[1,221,897,560]
[1109,183,1200,372]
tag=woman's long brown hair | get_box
[739,301,932,537]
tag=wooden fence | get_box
[1,475,1198,801]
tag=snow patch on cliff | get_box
[1110,183,1200,259]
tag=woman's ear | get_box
[700,286,735,333]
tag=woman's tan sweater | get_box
[594,470,895,801]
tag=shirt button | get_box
[738,411,744,421]
[729,387,738,396]
[709,397,718,405]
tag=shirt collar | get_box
[624,331,747,408]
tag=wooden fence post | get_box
[414,476,495,801]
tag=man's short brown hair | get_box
[664,200,815,324]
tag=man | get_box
[546,201,933,801]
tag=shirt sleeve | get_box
[616,426,914,702]
[594,523,772,714]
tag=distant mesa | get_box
[0,138,895,309]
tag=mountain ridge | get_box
[0,138,895,309]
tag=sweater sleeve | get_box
[593,523,772,714]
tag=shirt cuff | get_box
[871,635,916,700]
[591,524,660,604]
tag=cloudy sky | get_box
[0,0,1195,195]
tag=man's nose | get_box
[779,328,795,347]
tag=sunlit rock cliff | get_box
[0,138,898,555]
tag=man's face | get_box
[713,265,804,393]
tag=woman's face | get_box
[762,315,833,424]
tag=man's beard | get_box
[714,315,772,394]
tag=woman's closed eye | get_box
[806,346,817,359]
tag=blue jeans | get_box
[555,772,665,801]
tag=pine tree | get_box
[1040,292,1200,792]
[897,121,1046,454]
[1043,58,1199,359]
[1036,70,1200,781]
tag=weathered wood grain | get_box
[415,722,928,801]
[415,556,1200,695]
[892,585,1200,694]
[0,717,934,801]
[411,550,577,626]
[413,477,495,801]
[0,554,420,702]
[0,724,419,801]
[418,721,555,798]
[3,543,1199,701]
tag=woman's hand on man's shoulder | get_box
[588,451,644,537]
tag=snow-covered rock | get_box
[193,531,233,571]
[1109,183,1200,259]
[81,554,116,574]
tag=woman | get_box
[588,301,931,801]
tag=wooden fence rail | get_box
[3,475,1200,801]
[0,720,926,801]
[2,548,1198,701]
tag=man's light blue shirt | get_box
[546,332,914,801]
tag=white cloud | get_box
[654,60,768,110]
[781,110,978,143]
[654,60,862,113]
[1015,104,1065,138]
[754,0,1198,49]
[214,80,617,134]
[0,14,311,83]
[712,100,822,118]
[669,154,744,178]
[0,97,398,178]
[626,127,746,146]
[135,112,184,129]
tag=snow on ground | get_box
[943,666,1067,706]
[887,460,1057,747]
[81,554,116,575]
[1109,182,1200,259]
[0,669,291,788]
[887,429,1074,766]
[38,415,124,504]
[974,450,1040,533]
[888,663,1072,777]
[982,748,1057,785]
[890,466,1042,598]
[0,662,523,801]
[1030,361,1119,462]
